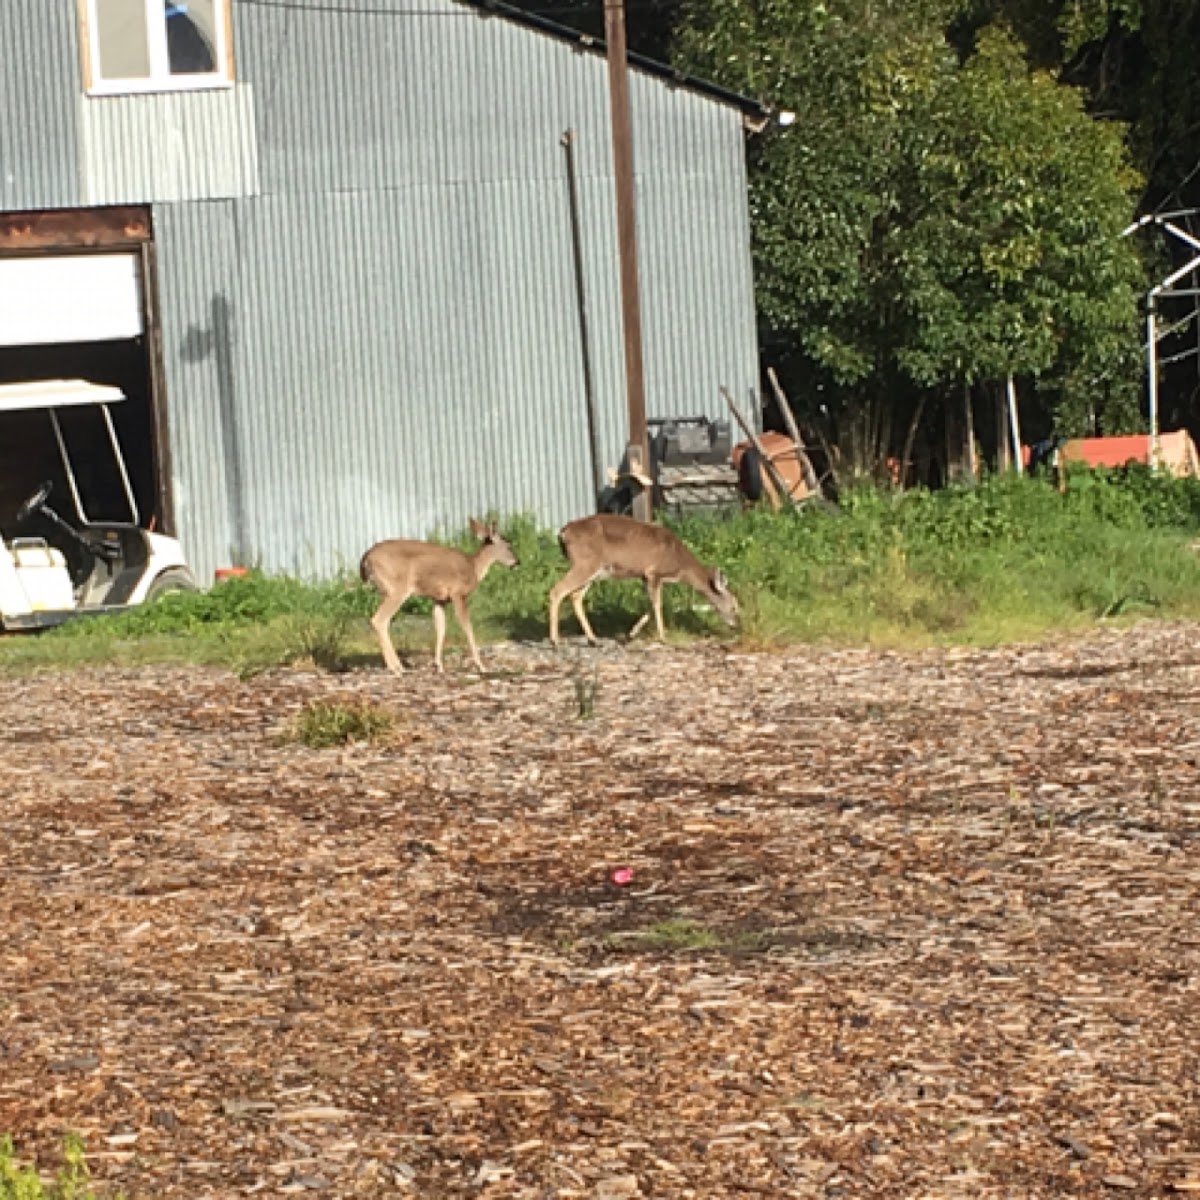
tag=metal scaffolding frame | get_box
[1122,208,1200,456]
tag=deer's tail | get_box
[359,550,379,591]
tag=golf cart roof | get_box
[0,378,127,413]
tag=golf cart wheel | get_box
[146,569,198,602]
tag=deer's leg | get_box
[648,576,666,641]
[452,594,484,673]
[370,589,410,675]
[548,579,570,646]
[627,578,663,642]
[432,602,448,674]
[549,565,596,646]
[570,584,599,645]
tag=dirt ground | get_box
[1,624,1199,1199]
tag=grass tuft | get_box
[287,698,396,749]
[615,918,722,952]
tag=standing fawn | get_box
[548,513,738,646]
[360,518,517,674]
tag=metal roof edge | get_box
[457,0,770,118]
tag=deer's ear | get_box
[468,517,487,539]
[713,569,729,594]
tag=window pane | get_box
[95,0,151,80]
[165,0,218,75]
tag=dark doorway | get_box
[0,207,169,546]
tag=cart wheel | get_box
[146,569,198,602]
[737,447,766,502]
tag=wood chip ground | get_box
[2,623,1199,1198]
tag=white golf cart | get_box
[0,379,196,631]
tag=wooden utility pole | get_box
[604,0,652,520]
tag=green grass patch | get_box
[3,468,1200,673]
[611,917,722,952]
[603,918,878,958]
[0,569,393,677]
[286,698,396,749]
[672,465,1200,648]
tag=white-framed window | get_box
[81,0,234,95]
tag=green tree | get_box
[677,0,960,472]
[958,0,1199,214]
[676,0,1145,472]
[898,28,1145,433]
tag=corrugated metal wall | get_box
[6,0,759,583]
[156,0,759,580]
[79,87,260,205]
[0,0,82,209]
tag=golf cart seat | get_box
[6,537,74,610]
[9,538,67,569]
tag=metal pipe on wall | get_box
[561,129,605,509]
[1147,303,1160,457]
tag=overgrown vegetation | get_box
[680,466,1200,645]
[0,1136,117,1200]
[2,471,1200,673]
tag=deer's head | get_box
[706,568,739,627]
[469,518,519,568]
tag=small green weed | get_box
[287,698,395,749]
[624,918,721,951]
[0,1135,118,1200]
[571,661,600,720]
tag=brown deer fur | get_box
[361,518,517,674]
[549,514,738,646]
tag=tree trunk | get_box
[899,394,927,490]
[995,381,1011,473]
[963,381,977,483]
[944,384,979,484]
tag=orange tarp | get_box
[1057,430,1200,477]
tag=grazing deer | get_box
[548,514,738,646]
[360,518,517,674]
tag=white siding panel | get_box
[0,254,142,346]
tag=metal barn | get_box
[0,0,761,582]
